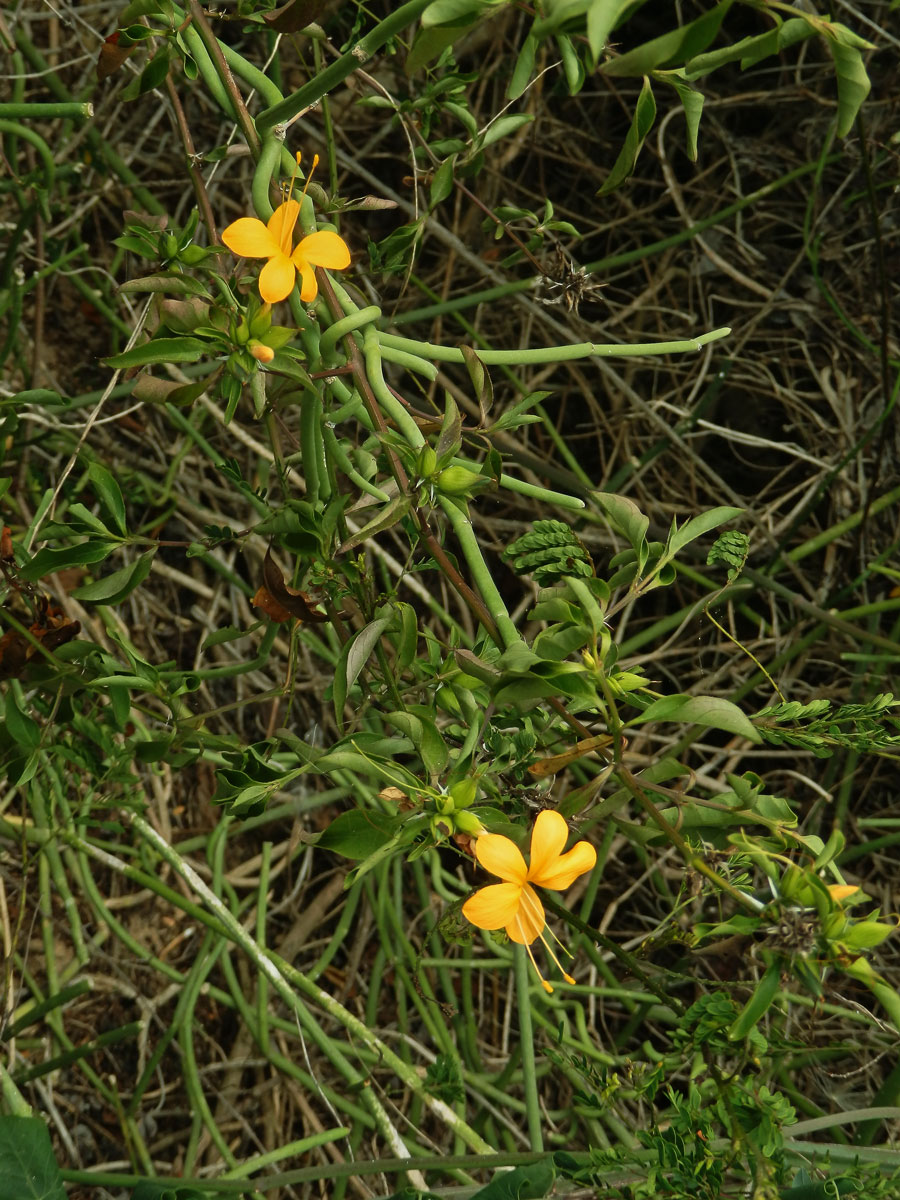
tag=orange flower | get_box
[221,154,350,304]
[463,810,596,992]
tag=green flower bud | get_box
[436,465,482,495]
[454,810,486,837]
[448,778,477,809]
[417,445,437,479]
[179,244,209,265]
[436,794,455,816]
[430,815,454,840]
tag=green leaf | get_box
[118,273,212,298]
[0,1116,67,1200]
[333,617,392,729]
[629,694,761,742]
[684,18,813,78]
[20,541,115,581]
[479,113,534,149]
[586,0,634,61]
[384,710,449,776]
[337,493,411,554]
[594,491,649,570]
[6,389,66,407]
[469,1157,556,1200]
[103,337,211,368]
[430,156,456,207]
[70,550,156,604]
[604,0,735,76]
[728,962,781,1041]
[316,809,401,861]
[655,70,704,160]
[665,505,743,558]
[826,28,872,137]
[507,32,537,100]
[422,0,497,26]
[597,76,656,194]
[88,461,127,536]
[3,690,41,750]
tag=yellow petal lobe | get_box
[474,833,527,884]
[298,230,351,269]
[463,882,523,931]
[527,810,569,881]
[222,217,280,259]
[531,841,597,891]
[258,253,296,303]
[296,260,318,302]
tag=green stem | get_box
[0,121,55,191]
[379,326,731,364]
[515,946,544,1152]
[256,0,435,134]
[0,101,92,119]
[128,812,496,1157]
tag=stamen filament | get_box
[517,915,553,993]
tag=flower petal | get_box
[526,810,569,881]
[507,884,545,944]
[296,259,318,302]
[267,199,301,255]
[463,882,523,931]
[222,217,280,259]
[258,253,297,303]
[298,230,351,269]
[531,841,597,891]
[474,833,527,884]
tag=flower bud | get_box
[454,810,486,837]
[417,445,437,479]
[436,465,482,495]
[249,341,274,364]
[448,778,477,809]
[430,815,454,840]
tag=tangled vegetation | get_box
[1,2,899,1198]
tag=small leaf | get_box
[479,112,534,149]
[594,492,649,570]
[728,963,781,1041]
[70,550,155,604]
[597,76,657,195]
[334,617,392,728]
[629,694,761,742]
[604,0,736,76]
[826,28,872,137]
[655,70,704,160]
[316,809,400,861]
[88,461,127,536]
[20,541,115,581]
[103,337,210,369]
[119,273,211,298]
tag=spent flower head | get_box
[221,153,350,304]
[462,810,596,992]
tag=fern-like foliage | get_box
[707,529,750,580]
[503,519,594,585]
[754,693,900,757]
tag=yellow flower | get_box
[462,810,596,992]
[221,155,350,304]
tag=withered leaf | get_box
[263,0,327,33]
[255,547,328,624]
